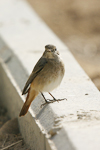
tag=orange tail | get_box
[19,89,38,117]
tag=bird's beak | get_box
[47,49,51,52]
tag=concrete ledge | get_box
[0,0,100,150]
[0,58,50,150]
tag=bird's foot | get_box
[40,98,67,107]
[40,99,54,107]
[53,98,67,102]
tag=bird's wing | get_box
[22,57,47,95]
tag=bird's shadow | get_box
[36,104,48,119]
[36,98,66,119]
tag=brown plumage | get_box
[19,87,39,116]
[19,44,65,117]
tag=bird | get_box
[19,44,65,117]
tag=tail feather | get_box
[19,101,31,117]
[19,88,38,117]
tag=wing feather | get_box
[22,57,47,95]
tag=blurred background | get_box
[27,0,100,90]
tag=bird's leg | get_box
[48,92,56,101]
[40,92,67,107]
[48,92,67,102]
[41,92,48,103]
[41,92,55,107]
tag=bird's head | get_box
[43,44,59,58]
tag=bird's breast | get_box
[32,58,65,92]
[42,69,64,92]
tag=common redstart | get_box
[19,44,65,117]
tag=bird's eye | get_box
[55,48,57,51]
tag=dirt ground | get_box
[27,0,100,90]
[0,105,30,150]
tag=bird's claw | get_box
[40,98,67,108]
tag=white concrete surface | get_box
[0,0,100,150]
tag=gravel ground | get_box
[0,105,30,150]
